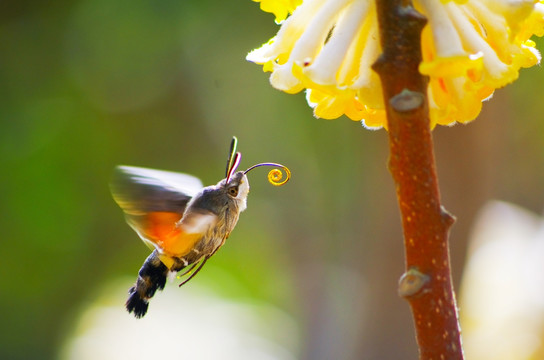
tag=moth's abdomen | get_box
[126,250,168,318]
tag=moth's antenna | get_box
[226,152,241,183]
[225,136,238,178]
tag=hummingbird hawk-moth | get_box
[110,137,290,318]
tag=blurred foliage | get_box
[1,1,544,359]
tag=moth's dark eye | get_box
[227,186,239,197]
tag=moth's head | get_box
[218,170,250,211]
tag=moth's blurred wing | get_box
[156,209,219,261]
[110,166,204,250]
[111,166,203,213]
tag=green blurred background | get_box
[2,1,544,359]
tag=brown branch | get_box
[371,0,464,359]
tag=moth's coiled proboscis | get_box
[244,162,291,186]
[267,166,291,186]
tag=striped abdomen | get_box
[126,250,169,318]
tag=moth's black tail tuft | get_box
[126,286,149,318]
[126,251,168,318]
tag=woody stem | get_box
[372,0,464,359]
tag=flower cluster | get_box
[248,0,544,129]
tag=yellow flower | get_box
[248,0,544,129]
[252,0,303,23]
